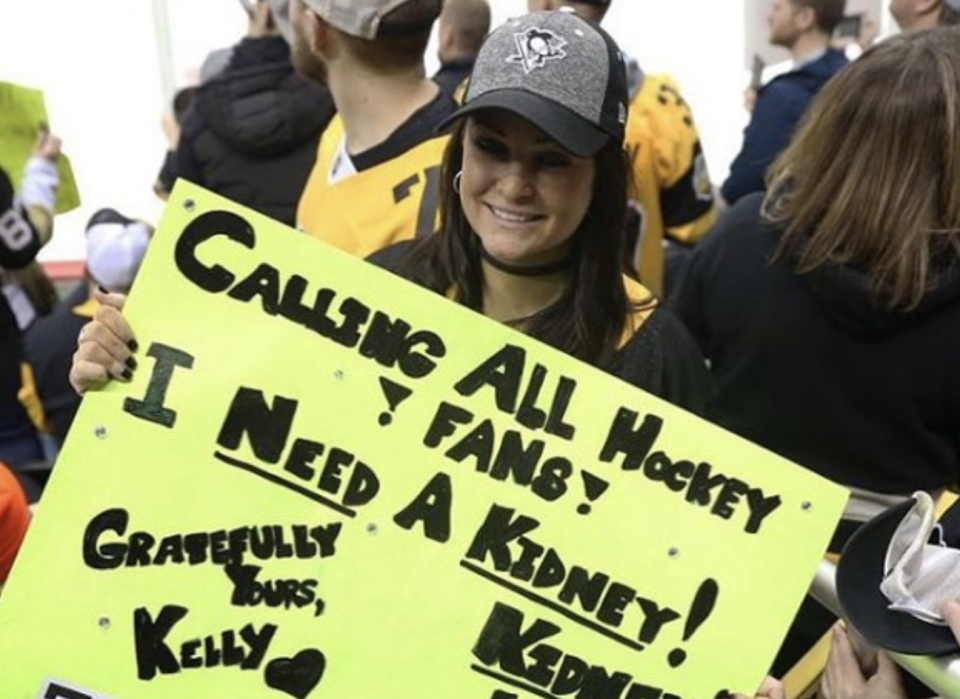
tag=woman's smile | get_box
[460,110,595,268]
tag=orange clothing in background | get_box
[0,462,29,583]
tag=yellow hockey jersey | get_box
[297,115,450,259]
[625,74,717,296]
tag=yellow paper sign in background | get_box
[0,81,80,213]
[0,182,847,699]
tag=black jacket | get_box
[177,37,335,226]
[670,193,960,494]
[22,283,88,447]
[0,168,43,458]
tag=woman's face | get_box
[460,110,596,269]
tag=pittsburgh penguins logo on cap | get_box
[507,27,567,74]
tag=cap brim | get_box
[836,497,960,656]
[437,89,609,158]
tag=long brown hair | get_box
[766,26,960,310]
[401,119,642,365]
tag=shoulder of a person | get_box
[692,192,768,258]
[757,73,809,101]
[630,73,682,107]
[817,47,850,69]
[627,73,691,133]
[317,114,345,148]
[365,239,418,273]
[764,52,846,94]
[177,98,207,140]
[616,300,695,364]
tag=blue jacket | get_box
[721,48,848,204]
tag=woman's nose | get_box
[497,162,535,200]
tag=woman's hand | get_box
[733,676,784,699]
[821,623,904,699]
[941,598,960,634]
[70,288,137,394]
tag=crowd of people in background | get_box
[4,0,960,695]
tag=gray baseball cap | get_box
[301,0,441,40]
[441,10,628,157]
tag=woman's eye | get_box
[474,136,508,158]
[537,152,572,169]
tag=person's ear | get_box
[438,21,454,54]
[794,5,817,32]
[302,6,333,56]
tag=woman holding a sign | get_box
[366,10,713,412]
[71,10,713,416]
[67,9,802,699]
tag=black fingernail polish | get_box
[125,356,138,371]
[97,285,110,294]
[121,368,133,381]
[127,339,139,352]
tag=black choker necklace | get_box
[480,247,575,277]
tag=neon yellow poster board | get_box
[0,81,80,214]
[0,182,848,699]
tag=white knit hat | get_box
[85,209,151,292]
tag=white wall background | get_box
[2,0,873,263]
[0,1,247,263]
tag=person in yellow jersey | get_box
[527,0,718,297]
[290,0,459,258]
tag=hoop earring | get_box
[452,171,462,194]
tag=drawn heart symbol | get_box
[265,649,326,699]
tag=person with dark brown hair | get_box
[671,25,960,676]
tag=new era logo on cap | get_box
[507,27,568,74]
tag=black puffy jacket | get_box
[176,37,335,226]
